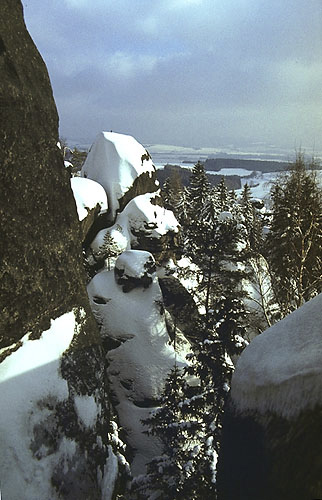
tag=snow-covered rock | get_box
[81,132,158,219]
[122,193,179,239]
[231,293,322,418]
[71,177,108,241]
[89,193,179,266]
[87,250,186,475]
[114,249,156,292]
[217,294,322,500]
[71,177,108,222]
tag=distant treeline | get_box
[156,164,241,191]
[204,157,290,173]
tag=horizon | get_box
[22,1,322,153]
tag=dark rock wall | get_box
[0,0,87,347]
[0,3,119,497]
[217,400,322,500]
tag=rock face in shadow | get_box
[217,401,322,500]
[0,3,118,498]
[0,0,87,347]
[217,294,322,500]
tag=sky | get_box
[22,0,322,153]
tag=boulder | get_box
[89,193,180,271]
[114,250,156,292]
[217,293,322,500]
[81,131,158,219]
[0,3,118,498]
[71,177,108,241]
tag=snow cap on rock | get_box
[81,132,156,218]
[115,250,156,292]
[122,193,179,238]
[71,177,108,221]
[231,293,322,419]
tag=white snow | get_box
[237,171,277,201]
[87,251,186,474]
[122,193,179,237]
[231,293,322,418]
[0,311,78,500]
[74,395,99,429]
[81,132,156,218]
[218,211,233,222]
[90,193,179,264]
[71,177,108,221]
[207,168,252,177]
[99,445,119,500]
[115,249,154,279]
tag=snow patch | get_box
[0,311,78,500]
[98,445,119,500]
[74,395,99,429]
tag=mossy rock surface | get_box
[0,0,90,347]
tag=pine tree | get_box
[161,170,188,226]
[99,231,119,270]
[186,161,210,221]
[265,153,322,315]
[240,183,264,254]
[130,320,234,500]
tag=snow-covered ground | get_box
[0,310,118,499]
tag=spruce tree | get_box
[130,319,234,500]
[99,231,119,270]
[186,161,210,221]
[265,153,322,315]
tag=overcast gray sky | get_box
[22,0,322,152]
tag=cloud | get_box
[22,0,322,151]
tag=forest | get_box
[122,153,322,499]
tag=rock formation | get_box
[87,250,186,476]
[217,293,322,500]
[0,3,118,498]
[81,131,158,220]
[71,177,108,242]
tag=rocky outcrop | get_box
[71,177,108,242]
[159,276,199,343]
[88,192,180,269]
[114,250,156,292]
[87,250,186,476]
[217,293,322,500]
[0,0,85,347]
[81,132,158,221]
[0,3,118,498]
